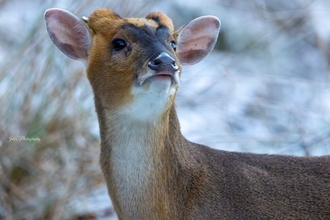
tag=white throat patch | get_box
[120,71,178,121]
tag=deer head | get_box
[44,8,220,121]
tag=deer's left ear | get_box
[176,16,220,66]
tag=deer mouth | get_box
[151,72,178,82]
[137,70,180,86]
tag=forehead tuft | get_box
[88,8,122,33]
[86,9,174,36]
[126,17,157,29]
[146,12,174,32]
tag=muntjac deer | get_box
[44,8,330,220]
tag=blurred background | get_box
[1,0,330,219]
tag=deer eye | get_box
[112,39,127,51]
[170,41,176,51]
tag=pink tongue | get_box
[152,75,171,80]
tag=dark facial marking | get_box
[121,24,154,43]
[119,23,174,59]
[156,25,171,42]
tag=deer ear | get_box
[176,16,220,66]
[44,8,91,61]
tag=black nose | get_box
[148,52,178,72]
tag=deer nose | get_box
[148,52,178,72]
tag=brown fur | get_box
[83,9,330,220]
[146,12,174,32]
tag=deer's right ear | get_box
[44,8,91,61]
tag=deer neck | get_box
[95,96,186,218]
